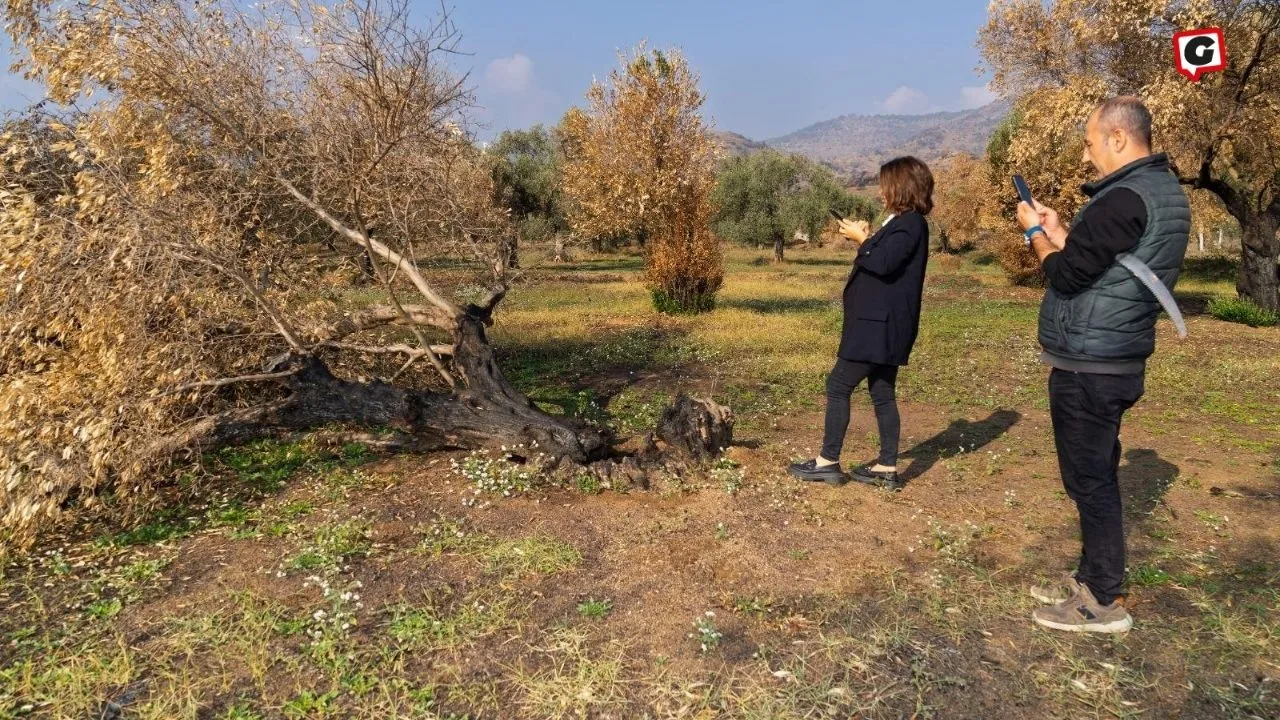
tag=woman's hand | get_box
[838,218,871,243]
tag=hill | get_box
[719,101,1009,182]
[711,130,770,158]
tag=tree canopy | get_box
[559,46,722,312]
[0,0,602,548]
[488,125,568,243]
[711,151,876,261]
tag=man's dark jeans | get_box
[1049,368,1145,605]
[820,359,900,466]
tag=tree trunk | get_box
[654,393,733,463]
[773,234,784,263]
[1237,214,1280,313]
[158,312,736,484]
[506,236,519,269]
[183,315,607,464]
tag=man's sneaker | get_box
[1032,583,1132,634]
[788,459,847,485]
[850,463,904,491]
[1030,572,1083,605]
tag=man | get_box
[1016,96,1189,633]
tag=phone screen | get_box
[1013,175,1034,206]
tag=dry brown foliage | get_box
[931,153,997,254]
[559,46,723,312]
[0,0,552,549]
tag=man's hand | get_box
[1032,200,1063,237]
[838,218,871,242]
[1018,200,1067,250]
[1016,201,1040,232]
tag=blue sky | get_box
[1,0,996,140]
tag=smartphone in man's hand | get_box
[829,208,845,222]
[1013,175,1034,206]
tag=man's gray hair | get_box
[1096,96,1153,149]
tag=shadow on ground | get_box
[1174,290,1216,316]
[719,297,835,314]
[1120,448,1181,519]
[495,324,704,425]
[784,257,852,267]
[1181,255,1238,283]
[899,409,1022,482]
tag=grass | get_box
[385,593,513,652]
[577,598,613,620]
[513,629,629,718]
[483,536,581,577]
[216,439,315,494]
[288,518,373,573]
[1208,296,1280,327]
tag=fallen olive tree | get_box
[0,0,730,550]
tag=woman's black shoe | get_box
[850,464,905,491]
[788,459,848,485]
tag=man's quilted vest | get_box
[1038,154,1190,364]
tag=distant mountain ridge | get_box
[712,131,770,158]
[713,101,1009,182]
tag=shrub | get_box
[1208,297,1279,327]
[645,222,723,314]
[981,231,1045,287]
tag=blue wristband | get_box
[1024,225,1044,247]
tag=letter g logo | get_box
[1174,28,1228,82]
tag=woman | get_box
[788,156,933,491]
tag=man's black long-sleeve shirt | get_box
[1043,188,1147,295]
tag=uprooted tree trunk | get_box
[569,394,734,491]
[148,307,733,481]
[150,310,599,460]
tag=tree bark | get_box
[162,314,608,464]
[654,393,733,463]
[1238,213,1280,312]
[154,310,734,481]
[1181,168,1280,311]
[502,233,519,269]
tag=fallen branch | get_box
[309,305,455,343]
[320,341,454,357]
[275,175,463,320]
[160,367,303,396]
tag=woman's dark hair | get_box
[879,156,934,215]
